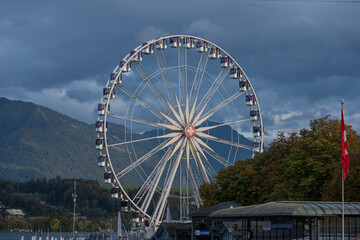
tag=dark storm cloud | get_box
[0,0,359,143]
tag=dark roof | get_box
[191,201,241,217]
[153,222,192,237]
[210,201,360,218]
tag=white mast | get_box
[72,181,77,239]
[340,100,345,240]
[117,211,122,239]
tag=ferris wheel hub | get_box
[185,125,196,138]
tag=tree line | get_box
[199,116,360,208]
[0,177,132,231]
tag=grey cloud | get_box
[0,0,359,140]
[135,26,169,43]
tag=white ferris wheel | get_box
[96,35,263,227]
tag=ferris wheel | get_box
[96,35,263,227]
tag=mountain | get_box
[0,97,253,183]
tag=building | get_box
[151,222,192,240]
[192,202,240,240]
[209,201,360,240]
[6,208,25,218]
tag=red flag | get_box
[341,108,349,179]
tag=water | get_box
[0,232,119,240]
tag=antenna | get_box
[72,181,77,238]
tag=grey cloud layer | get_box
[1,0,359,143]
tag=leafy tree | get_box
[50,218,60,231]
[200,116,360,206]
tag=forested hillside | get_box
[0,178,132,231]
[0,97,253,183]
[0,97,159,182]
[199,116,360,208]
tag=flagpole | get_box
[340,99,345,240]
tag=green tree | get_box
[50,218,60,231]
[200,116,360,207]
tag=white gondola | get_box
[253,126,262,137]
[95,120,107,133]
[104,172,115,183]
[250,110,260,121]
[230,67,242,79]
[96,138,106,150]
[98,155,108,167]
[239,80,250,92]
[121,200,132,211]
[111,187,122,199]
[253,141,261,152]
[110,73,121,85]
[220,56,232,68]
[170,37,181,48]
[183,37,194,49]
[209,47,220,59]
[142,43,154,55]
[103,87,115,99]
[156,39,167,50]
[98,103,110,115]
[246,94,256,106]
[132,212,140,223]
[130,50,142,62]
[119,60,131,72]
[196,41,207,53]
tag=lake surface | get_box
[0,232,120,240]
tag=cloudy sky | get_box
[1,0,359,144]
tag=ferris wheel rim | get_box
[97,34,264,225]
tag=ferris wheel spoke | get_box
[193,68,226,112]
[189,50,210,104]
[176,97,185,124]
[138,147,173,212]
[116,138,173,179]
[160,112,182,129]
[134,147,169,200]
[191,104,206,126]
[194,91,245,127]
[108,132,180,148]
[191,138,217,179]
[202,146,232,168]
[200,156,217,180]
[188,97,198,124]
[188,139,210,184]
[108,113,181,131]
[116,85,165,121]
[186,162,201,208]
[196,118,252,132]
[151,138,186,226]
[166,99,185,125]
[160,134,183,150]
[188,53,204,101]
[178,47,183,105]
[193,136,214,152]
[197,134,254,151]
[133,63,170,112]
[196,67,231,113]
[154,49,177,106]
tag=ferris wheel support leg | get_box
[141,148,172,213]
[151,139,187,226]
[187,164,201,208]
[189,139,210,183]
